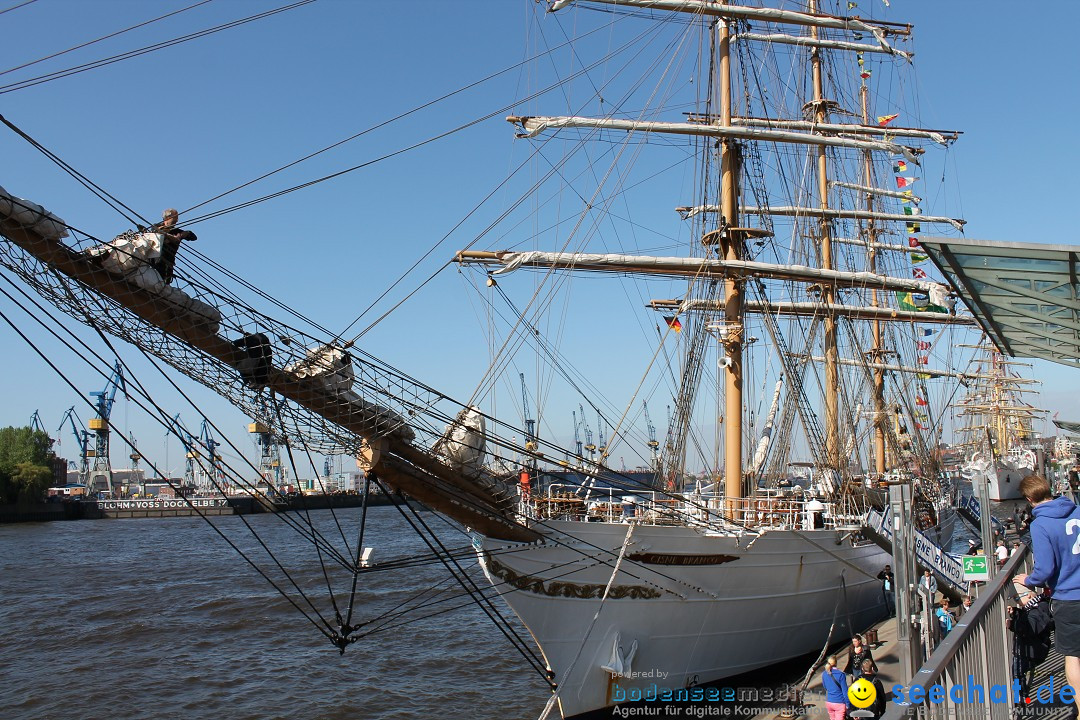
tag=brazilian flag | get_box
[897,291,948,313]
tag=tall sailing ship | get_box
[0,1,992,717]
[955,343,1046,501]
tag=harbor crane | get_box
[57,406,90,484]
[596,411,607,459]
[323,455,340,492]
[580,404,596,462]
[87,361,126,496]
[643,401,660,472]
[519,373,537,454]
[128,431,146,495]
[167,414,197,492]
[30,410,54,448]
[249,413,288,491]
[198,419,225,494]
[572,410,583,464]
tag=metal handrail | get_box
[882,545,1032,720]
[533,484,843,530]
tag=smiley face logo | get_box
[848,678,877,708]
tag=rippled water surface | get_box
[0,507,545,719]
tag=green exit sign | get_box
[963,554,989,581]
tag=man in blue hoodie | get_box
[1015,474,1080,716]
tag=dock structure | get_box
[724,510,1077,720]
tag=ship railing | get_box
[532,485,681,525]
[880,545,1031,720]
[530,485,847,531]
[706,495,862,531]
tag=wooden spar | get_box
[0,213,539,542]
[834,237,920,254]
[790,355,1015,382]
[719,18,744,511]
[648,299,976,325]
[731,32,912,60]
[810,0,840,470]
[860,82,886,475]
[831,181,923,202]
[732,118,956,144]
[680,205,965,230]
[509,116,918,159]
[454,250,948,295]
[549,0,913,37]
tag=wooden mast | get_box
[718,18,744,511]
[861,83,887,475]
[809,0,840,470]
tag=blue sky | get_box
[2,0,1079,478]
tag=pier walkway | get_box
[733,540,1075,720]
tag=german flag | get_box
[664,316,682,333]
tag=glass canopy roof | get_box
[919,237,1080,368]
[1054,419,1080,435]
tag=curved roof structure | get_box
[920,237,1080,368]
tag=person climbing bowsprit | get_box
[150,208,196,284]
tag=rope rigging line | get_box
[0,270,512,647]
[0,269,366,574]
[0,0,36,15]
[180,18,620,219]
[368,476,552,682]
[175,19,663,233]
[0,254,774,656]
[537,522,637,720]
[339,473,373,635]
[0,0,318,95]
[0,282,340,640]
[1,186,773,560]
[0,113,148,228]
[0,0,214,78]
[798,574,850,694]
[272,396,351,629]
[483,278,672,473]
[356,549,619,643]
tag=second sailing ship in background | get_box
[955,343,1048,501]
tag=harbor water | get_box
[0,506,544,719]
[0,490,1007,720]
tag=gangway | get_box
[880,547,1030,720]
[955,493,1005,538]
[864,507,966,600]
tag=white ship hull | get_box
[480,519,889,718]
[987,459,1031,502]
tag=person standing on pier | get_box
[918,569,938,608]
[1014,473,1080,716]
[821,656,849,720]
[995,539,1009,567]
[935,598,956,637]
[846,634,877,681]
[877,565,895,617]
[860,659,887,719]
